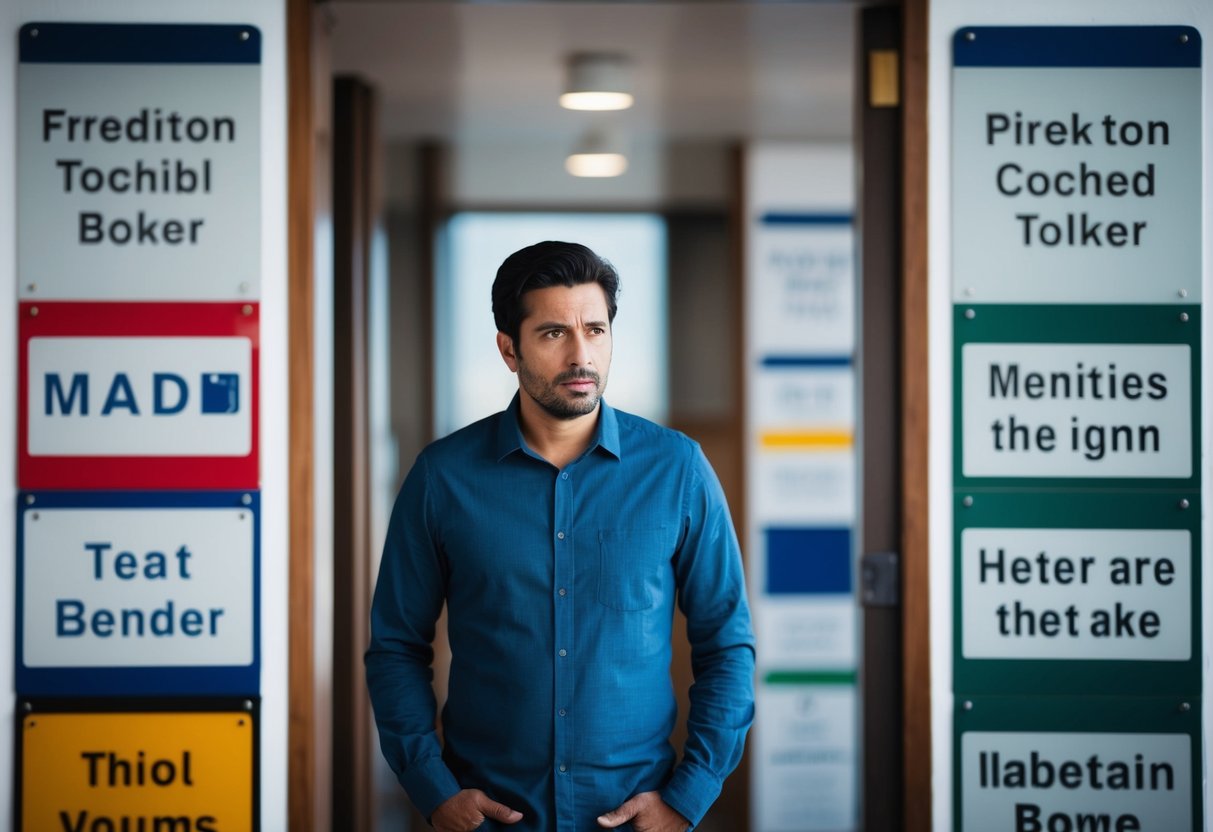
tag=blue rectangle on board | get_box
[20,23,262,64]
[16,490,260,697]
[760,213,853,226]
[766,527,852,594]
[954,26,1200,69]
[760,355,852,368]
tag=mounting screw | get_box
[30,306,39,317]
[1179,312,1189,323]
[243,699,254,711]
[964,308,976,320]
[240,30,250,41]
[962,496,974,508]
[25,494,35,505]
[1179,499,1190,510]
[242,493,253,506]
[242,304,253,316]
[23,701,33,713]
[1180,33,1190,44]
[29,28,39,38]
[1179,701,1191,712]
[1178,289,1188,298]
[963,700,974,711]
[964,31,976,42]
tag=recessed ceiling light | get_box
[561,53,633,111]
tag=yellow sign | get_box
[21,710,253,832]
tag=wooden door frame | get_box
[287,0,317,828]
[286,1,935,829]
[901,0,931,829]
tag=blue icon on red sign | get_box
[201,373,240,414]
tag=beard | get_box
[517,362,605,420]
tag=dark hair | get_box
[491,241,619,347]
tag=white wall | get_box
[0,2,288,828]
[928,2,1213,830]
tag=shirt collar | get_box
[495,393,622,462]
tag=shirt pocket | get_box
[597,526,670,611]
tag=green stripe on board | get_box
[763,670,857,686]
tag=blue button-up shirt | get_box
[366,396,755,830]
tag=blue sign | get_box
[16,490,260,696]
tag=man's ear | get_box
[496,331,519,373]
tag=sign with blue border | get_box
[16,491,260,696]
[18,22,261,301]
[952,26,1201,305]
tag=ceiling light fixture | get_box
[565,128,628,178]
[560,53,634,111]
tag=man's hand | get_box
[597,791,690,832]
[431,789,523,831]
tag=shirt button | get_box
[557,531,565,540]
[559,708,567,717]
[561,472,569,480]
[558,764,567,773]
[558,588,567,597]
[558,648,567,657]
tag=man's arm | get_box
[659,442,757,828]
[365,454,464,818]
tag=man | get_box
[367,241,755,832]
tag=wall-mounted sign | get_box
[18,302,259,489]
[19,700,257,832]
[961,527,1190,660]
[962,342,1191,478]
[17,491,259,696]
[749,215,855,356]
[955,696,1199,832]
[953,304,1200,489]
[755,600,856,669]
[18,22,261,301]
[953,491,1200,697]
[753,677,857,832]
[952,26,1201,304]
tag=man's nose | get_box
[567,332,593,366]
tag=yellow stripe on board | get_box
[758,430,854,450]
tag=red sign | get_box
[18,302,259,489]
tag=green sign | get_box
[954,695,1200,832]
[953,491,1200,696]
[953,304,1201,491]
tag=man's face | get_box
[497,282,613,420]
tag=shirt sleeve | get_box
[660,441,757,828]
[365,453,463,818]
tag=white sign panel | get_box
[953,67,1201,303]
[752,453,855,526]
[961,732,1190,831]
[962,528,1190,660]
[754,368,854,431]
[749,223,855,355]
[22,505,254,667]
[756,598,856,669]
[754,684,857,832]
[28,336,252,456]
[962,343,1191,478]
[18,62,260,300]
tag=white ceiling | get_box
[328,2,859,146]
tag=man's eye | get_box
[590,328,606,335]
[544,330,563,339]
